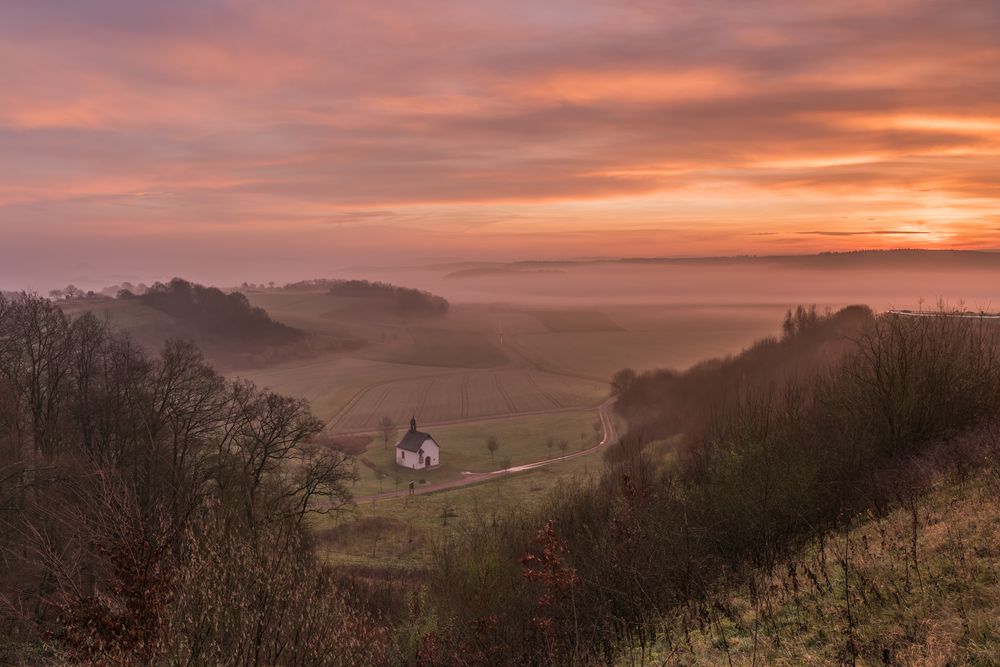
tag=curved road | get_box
[354,396,617,503]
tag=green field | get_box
[349,409,602,496]
[326,369,605,432]
[319,443,608,568]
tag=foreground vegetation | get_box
[5,293,1000,665]
[0,293,391,665]
[418,306,1000,663]
[637,450,1000,664]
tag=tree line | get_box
[326,280,449,318]
[127,277,304,344]
[282,279,449,318]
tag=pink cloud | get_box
[0,0,999,289]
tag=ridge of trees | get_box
[610,304,873,448]
[127,277,304,343]
[284,278,450,318]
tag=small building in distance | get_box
[395,417,440,469]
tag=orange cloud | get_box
[1,0,999,289]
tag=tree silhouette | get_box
[378,416,395,450]
[486,436,499,465]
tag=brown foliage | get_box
[0,293,389,665]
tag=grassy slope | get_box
[635,469,1000,666]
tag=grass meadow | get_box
[319,443,608,569]
[350,409,603,496]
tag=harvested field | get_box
[236,354,463,421]
[362,327,508,368]
[326,369,605,433]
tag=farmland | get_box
[326,369,605,432]
[236,295,790,432]
[63,293,791,435]
[360,327,509,368]
[319,439,611,568]
[348,409,603,497]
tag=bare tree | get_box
[0,294,384,664]
[486,436,499,465]
[378,416,395,450]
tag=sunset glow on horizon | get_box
[2,0,1000,287]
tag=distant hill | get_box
[134,278,303,344]
[282,278,449,318]
[427,249,1000,274]
[444,267,565,280]
[619,248,1000,270]
[58,278,361,370]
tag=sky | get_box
[1,0,1000,289]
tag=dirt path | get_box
[354,397,618,503]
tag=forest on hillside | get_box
[131,277,305,343]
[283,278,450,318]
[420,305,1000,663]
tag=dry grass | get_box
[634,468,1000,666]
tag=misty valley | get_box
[3,0,1000,662]
[2,252,1000,664]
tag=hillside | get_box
[612,304,873,444]
[137,278,303,344]
[280,278,449,319]
[416,307,1000,664]
[643,458,1000,665]
[58,278,363,371]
